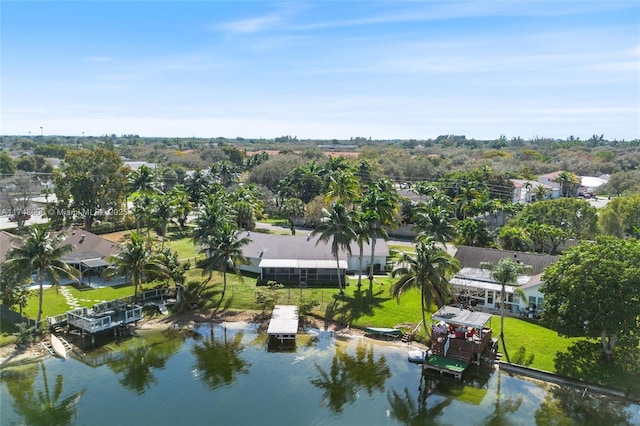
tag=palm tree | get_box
[480,257,532,363]
[131,193,155,243]
[454,181,482,220]
[390,236,460,339]
[310,203,357,295]
[128,165,161,195]
[184,168,210,208]
[325,169,360,209]
[192,195,233,248]
[151,195,175,249]
[199,221,251,299]
[281,197,306,235]
[104,231,167,302]
[553,171,580,198]
[168,185,192,231]
[1,224,79,327]
[360,180,398,294]
[413,202,457,244]
[351,211,371,291]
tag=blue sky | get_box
[2,1,639,140]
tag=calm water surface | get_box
[1,322,639,426]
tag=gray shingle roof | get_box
[240,231,389,261]
[454,246,559,275]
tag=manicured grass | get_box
[7,228,638,396]
[493,316,582,372]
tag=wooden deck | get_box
[67,301,142,334]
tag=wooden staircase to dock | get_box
[400,321,423,343]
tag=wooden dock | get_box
[421,354,469,380]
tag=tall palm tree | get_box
[151,195,175,249]
[192,195,233,248]
[325,169,360,209]
[351,211,371,291]
[413,202,457,244]
[310,203,357,295]
[553,171,580,198]
[2,225,79,327]
[104,231,167,302]
[168,185,192,231]
[390,237,460,339]
[199,221,251,299]
[281,197,306,235]
[360,180,398,294]
[131,193,155,244]
[480,257,532,363]
[128,165,162,195]
[184,168,210,208]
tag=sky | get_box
[1,0,639,141]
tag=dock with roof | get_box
[267,305,299,346]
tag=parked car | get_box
[8,213,31,222]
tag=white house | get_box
[451,246,559,316]
[510,179,557,203]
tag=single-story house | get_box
[451,246,559,316]
[510,179,557,203]
[59,229,122,284]
[238,231,390,286]
[0,228,123,287]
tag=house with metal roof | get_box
[451,246,559,317]
[238,231,390,287]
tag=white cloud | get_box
[215,13,283,34]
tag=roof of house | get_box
[60,228,121,264]
[240,231,389,262]
[0,227,120,267]
[0,231,21,264]
[454,246,559,275]
[510,179,554,190]
[537,171,564,180]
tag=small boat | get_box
[158,303,168,315]
[408,349,432,364]
[50,334,67,359]
[365,327,403,338]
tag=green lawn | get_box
[4,229,638,396]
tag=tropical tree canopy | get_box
[541,237,640,361]
[310,203,357,293]
[1,224,79,326]
[390,237,460,338]
[104,231,168,302]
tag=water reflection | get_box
[387,367,492,425]
[191,325,250,389]
[1,361,84,425]
[535,384,634,425]
[311,339,391,413]
[480,369,524,425]
[1,323,638,425]
[104,328,184,395]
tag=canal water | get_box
[1,322,639,425]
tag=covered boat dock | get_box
[267,305,299,346]
[421,305,496,379]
